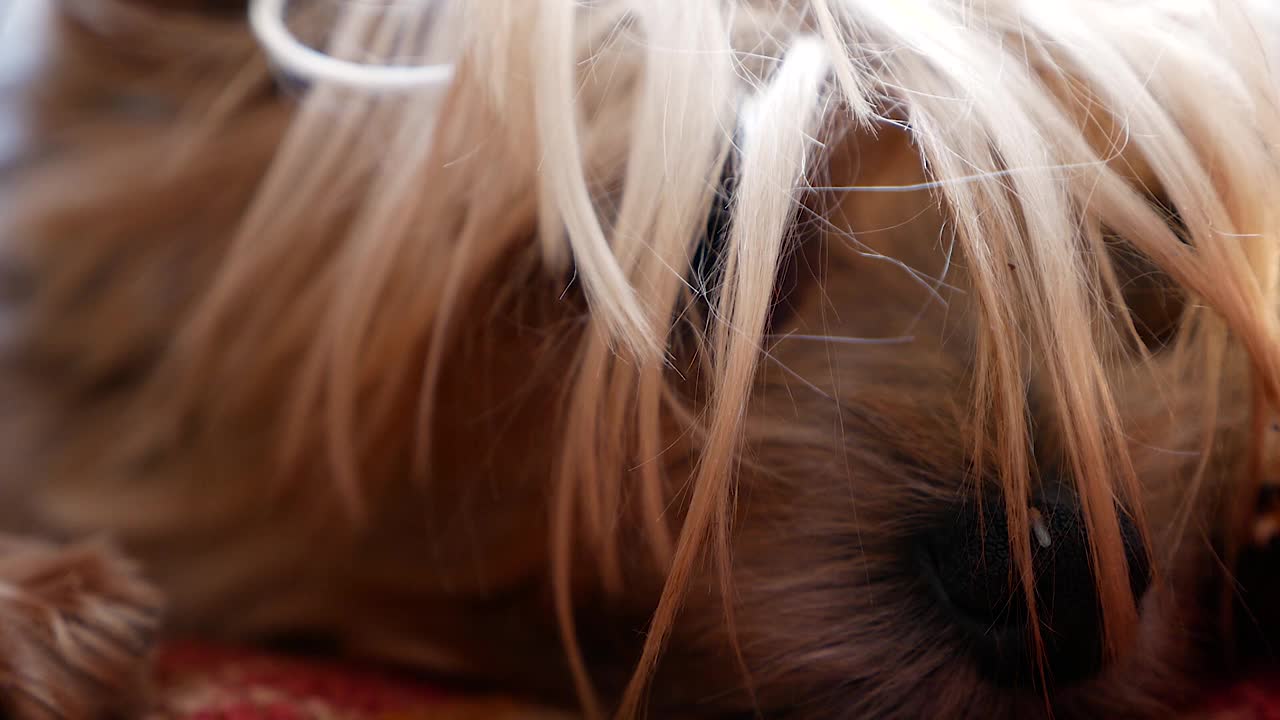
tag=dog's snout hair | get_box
[2,0,1280,718]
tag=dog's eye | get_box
[689,148,810,332]
[919,479,1151,687]
[1110,196,1187,353]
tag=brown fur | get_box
[0,2,1277,718]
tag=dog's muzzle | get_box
[920,481,1151,688]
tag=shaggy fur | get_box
[2,0,1280,718]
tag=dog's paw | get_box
[0,536,162,720]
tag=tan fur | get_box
[1,1,1280,718]
[0,537,159,719]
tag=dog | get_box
[2,0,1280,717]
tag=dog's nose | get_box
[921,485,1150,687]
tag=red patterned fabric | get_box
[148,642,536,720]
[1198,671,1280,720]
[148,641,1279,719]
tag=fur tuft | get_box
[0,537,161,720]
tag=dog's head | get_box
[5,1,1280,718]
[513,5,1280,717]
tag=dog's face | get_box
[3,3,1279,720]
[631,125,1241,719]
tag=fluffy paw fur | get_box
[0,536,161,720]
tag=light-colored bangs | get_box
[160,0,1280,716]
